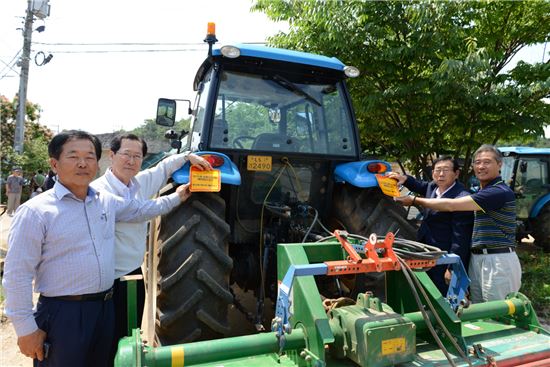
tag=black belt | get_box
[471,247,515,255]
[41,287,113,302]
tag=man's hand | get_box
[188,154,212,171]
[386,172,407,185]
[176,183,192,203]
[395,195,415,207]
[17,329,47,361]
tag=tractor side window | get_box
[514,157,548,219]
[191,70,213,149]
[323,86,355,156]
[517,158,548,193]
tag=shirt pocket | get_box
[101,217,115,240]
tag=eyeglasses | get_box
[433,168,452,174]
[116,151,143,161]
[473,159,495,167]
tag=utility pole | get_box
[14,0,33,154]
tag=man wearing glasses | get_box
[388,156,473,296]
[396,145,520,303]
[91,134,211,363]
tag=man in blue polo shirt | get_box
[396,144,521,303]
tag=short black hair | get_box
[432,155,460,171]
[48,130,102,160]
[110,134,148,156]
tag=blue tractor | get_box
[499,147,550,251]
[151,25,417,345]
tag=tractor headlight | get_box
[344,66,360,78]
[221,45,241,58]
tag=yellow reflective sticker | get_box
[381,337,406,355]
[189,167,221,192]
[505,300,516,315]
[171,346,184,366]
[375,174,400,197]
[247,155,272,171]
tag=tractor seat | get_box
[252,133,298,152]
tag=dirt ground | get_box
[0,313,30,367]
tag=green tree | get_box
[253,0,550,179]
[131,117,191,143]
[1,95,53,201]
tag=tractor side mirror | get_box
[156,98,177,127]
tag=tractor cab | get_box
[157,44,361,160]
[500,146,550,250]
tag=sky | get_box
[0,1,548,136]
[0,0,287,134]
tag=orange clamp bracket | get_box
[333,230,362,263]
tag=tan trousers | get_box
[7,192,21,215]
[468,251,521,303]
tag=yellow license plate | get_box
[247,155,272,171]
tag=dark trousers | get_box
[427,265,449,296]
[109,267,145,365]
[34,296,114,367]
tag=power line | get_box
[33,41,266,46]
[21,40,268,55]
[44,48,208,54]
[33,41,204,46]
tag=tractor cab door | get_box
[510,156,550,219]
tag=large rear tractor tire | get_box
[331,185,417,240]
[156,193,232,345]
[532,204,550,252]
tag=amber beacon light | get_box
[207,22,216,37]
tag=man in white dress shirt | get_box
[91,133,211,362]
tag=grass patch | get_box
[518,249,550,322]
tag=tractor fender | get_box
[530,193,550,218]
[333,160,392,188]
[171,151,241,185]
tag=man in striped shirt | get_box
[396,144,521,303]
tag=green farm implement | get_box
[116,231,550,366]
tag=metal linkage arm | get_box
[272,263,328,350]
[435,254,470,311]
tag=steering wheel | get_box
[233,136,256,149]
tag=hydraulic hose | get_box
[397,256,458,367]
[399,258,472,366]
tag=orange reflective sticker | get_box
[189,166,221,192]
[375,174,400,197]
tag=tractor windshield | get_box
[210,70,357,157]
